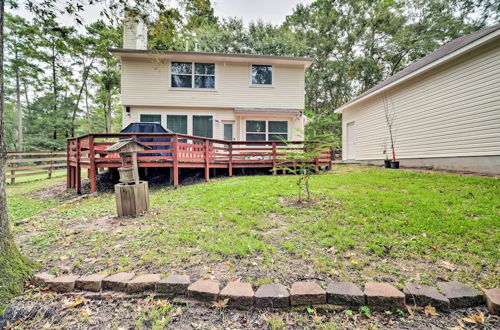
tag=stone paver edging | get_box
[32,272,498,314]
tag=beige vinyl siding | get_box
[123,107,304,141]
[120,59,305,109]
[342,39,500,160]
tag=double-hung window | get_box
[246,120,288,141]
[251,65,272,85]
[171,62,215,89]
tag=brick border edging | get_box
[33,272,499,315]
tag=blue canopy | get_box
[120,123,172,156]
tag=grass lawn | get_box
[8,166,500,289]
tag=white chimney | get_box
[123,9,147,49]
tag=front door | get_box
[346,122,356,160]
[223,123,234,141]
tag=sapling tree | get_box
[382,94,397,162]
[274,133,334,202]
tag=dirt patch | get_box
[398,167,499,178]
[2,293,498,329]
[32,182,74,202]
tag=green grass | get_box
[7,166,500,289]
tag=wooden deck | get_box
[67,133,333,193]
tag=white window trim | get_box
[249,64,274,88]
[170,62,216,90]
[245,119,289,141]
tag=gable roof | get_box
[335,24,500,113]
[110,49,314,68]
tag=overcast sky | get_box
[11,0,315,27]
[213,0,314,25]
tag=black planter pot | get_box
[390,161,400,169]
[384,160,391,168]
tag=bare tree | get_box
[382,93,397,162]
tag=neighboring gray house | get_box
[335,24,500,174]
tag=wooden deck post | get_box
[89,135,97,194]
[76,138,82,194]
[204,139,210,182]
[172,135,179,187]
[66,140,70,188]
[228,142,233,177]
[272,142,277,176]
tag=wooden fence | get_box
[6,151,67,184]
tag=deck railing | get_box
[7,151,67,184]
[67,133,333,193]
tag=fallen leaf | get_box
[424,304,439,317]
[156,300,168,307]
[212,298,229,308]
[462,317,477,324]
[463,312,485,324]
[440,261,457,271]
[229,277,242,283]
[63,298,85,309]
[437,275,450,281]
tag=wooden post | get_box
[66,140,70,188]
[172,135,179,187]
[204,139,210,182]
[131,152,140,185]
[272,142,277,176]
[89,135,97,194]
[228,142,233,177]
[48,152,53,179]
[76,138,82,194]
[10,162,16,185]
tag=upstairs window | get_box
[171,62,215,89]
[252,65,272,85]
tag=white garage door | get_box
[346,122,356,160]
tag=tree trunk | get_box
[71,64,92,137]
[0,0,13,253]
[51,40,57,144]
[85,81,91,132]
[106,91,112,133]
[15,52,22,152]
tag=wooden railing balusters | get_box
[88,135,97,194]
[228,142,233,177]
[204,139,210,182]
[173,135,179,187]
[272,142,277,176]
[76,138,82,194]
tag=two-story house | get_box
[112,11,313,141]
